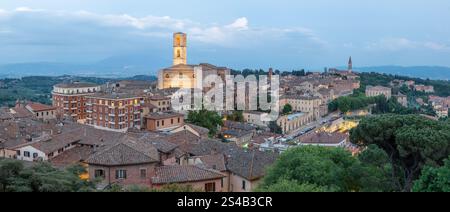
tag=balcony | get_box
[109,113,116,117]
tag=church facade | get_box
[158,32,230,90]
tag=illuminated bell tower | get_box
[173,32,187,65]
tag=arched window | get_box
[165,74,170,79]
[177,50,181,58]
[179,73,183,78]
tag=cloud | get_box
[366,37,449,51]
[226,17,249,30]
[0,7,325,47]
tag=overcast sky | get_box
[1,0,450,70]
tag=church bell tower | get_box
[348,56,353,73]
[173,32,187,65]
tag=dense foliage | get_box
[0,159,94,192]
[359,72,450,97]
[350,114,450,191]
[282,104,293,115]
[413,156,450,192]
[258,146,393,192]
[0,75,156,107]
[328,95,383,113]
[187,109,223,137]
[226,111,244,122]
[268,121,282,134]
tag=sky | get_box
[0,0,450,71]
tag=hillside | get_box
[355,66,450,80]
[0,75,156,107]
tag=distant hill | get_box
[0,62,166,78]
[0,51,171,78]
[355,66,450,80]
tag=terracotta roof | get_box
[29,129,83,154]
[50,146,94,168]
[223,129,253,138]
[54,83,99,88]
[26,102,57,112]
[225,149,277,181]
[188,139,277,181]
[191,154,227,171]
[145,112,184,120]
[186,124,210,136]
[0,110,13,120]
[10,107,33,118]
[141,138,179,154]
[152,165,225,184]
[223,121,256,131]
[86,136,160,166]
[149,95,171,101]
[299,132,348,145]
[76,126,123,146]
[86,92,140,100]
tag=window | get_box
[205,183,216,192]
[178,117,180,123]
[115,170,127,179]
[16,150,20,156]
[221,178,224,188]
[162,120,165,126]
[157,121,160,127]
[171,119,174,124]
[140,169,147,179]
[242,180,246,190]
[95,170,105,179]
[33,153,38,159]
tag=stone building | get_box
[158,32,230,90]
[365,86,392,99]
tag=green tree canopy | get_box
[226,111,244,122]
[258,146,392,192]
[350,114,450,191]
[413,156,450,192]
[187,109,223,137]
[268,121,282,134]
[282,104,293,115]
[0,159,94,192]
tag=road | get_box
[285,112,341,139]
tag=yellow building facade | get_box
[158,32,230,90]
